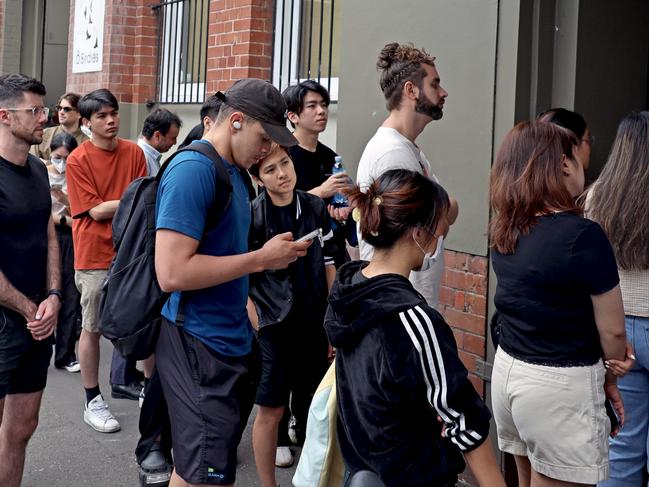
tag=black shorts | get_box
[0,306,53,399]
[255,315,329,408]
[155,318,255,485]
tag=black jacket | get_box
[249,190,335,328]
[325,261,491,487]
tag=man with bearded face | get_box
[356,42,459,308]
[0,73,61,487]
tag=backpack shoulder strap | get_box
[158,141,233,232]
[182,141,233,232]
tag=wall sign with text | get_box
[72,0,105,73]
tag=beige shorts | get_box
[491,347,609,484]
[75,269,108,333]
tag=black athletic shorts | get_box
[0,306,53,400]
[155,318,255,485]
[255,313,329,408]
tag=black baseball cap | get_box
[215,79,297,147]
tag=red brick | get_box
[468,375,485,397]
[468,256,488,275]
[452,330,464,348]
[463,334,485,356]
[453,291,465,311]
[458,351,478,373]
[444,269,469,291]
[438,286,454,307]
[465,293,487,317]
[444,309,485,335]
[233,18,252,31]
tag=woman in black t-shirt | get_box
[489,121,627,486]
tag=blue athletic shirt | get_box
[156,140,253,357]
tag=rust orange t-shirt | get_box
[67,139,146,270]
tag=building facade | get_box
[3,0,648,482]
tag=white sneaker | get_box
[64,360,81,373]
[84,394,121,433]
[275,446,294,467]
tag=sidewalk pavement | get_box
[22,338,299,486]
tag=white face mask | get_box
[80,124,92,138]
[51,157,66,173]
[413,234,444,272]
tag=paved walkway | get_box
[23,338,299,486]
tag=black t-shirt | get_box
[266,198,313,304]
[289,141,351,267]
[492,212,619,366]
[289,142,337,193]
[0,155,51,299]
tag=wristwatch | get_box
[60,215,67,226]
[47,289,63,302]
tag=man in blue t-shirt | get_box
[154,78,310,487]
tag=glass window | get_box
[155,0,209,103]
[273,0,342,100]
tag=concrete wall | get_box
[41,0,71,108]
[336,0,498,257]
[1,0,23,74]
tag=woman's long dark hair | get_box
[347,169,449,250]
[490,121,580,254]
[587,111,649,270]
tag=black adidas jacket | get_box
[325,261,491,487]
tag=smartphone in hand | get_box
[296,228,322,243]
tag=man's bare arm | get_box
[155,229,311,293]
[0,270,37,321]
[27,218,61,340]
[88,200,120,221]
[46,217,61,291]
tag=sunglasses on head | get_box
[56,106,77,113]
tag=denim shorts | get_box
[492,347,609,484]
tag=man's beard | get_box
[415,93,443,121]
[12,126,42,145]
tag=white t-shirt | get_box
[356,126,445,308]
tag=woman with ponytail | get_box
[324,169,504,487]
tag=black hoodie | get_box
[325,261,491,487]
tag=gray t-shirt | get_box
[356,127,445,308]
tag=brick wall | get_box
[206,0,274,93]
[67,0,158,104]
[439,250,489,397]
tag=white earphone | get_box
[232,120,242,130]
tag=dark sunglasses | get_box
[56,106,77,113]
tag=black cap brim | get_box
[260,121,298,147]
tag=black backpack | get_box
[98,141,253,359]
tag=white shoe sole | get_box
[84,414,121,433]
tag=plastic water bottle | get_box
[332,155,348,207]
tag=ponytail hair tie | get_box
[373,196,383,206]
